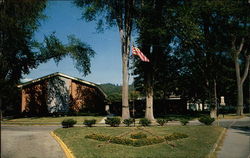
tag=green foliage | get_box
[180,119,189,126]
[123,118,134,127]
[198,116,215,125]
[61,119,77,128]
[105,117,121,127]
[99,84,142,102]
[156,119,167,126]
[85,133,165,147]
[0,0,47,115]
[164,132,188,141]
[139,118,151,126]
[83,119,96,127]
[130,132,147,139]
[1,0,95,116]
[38,34,95,76]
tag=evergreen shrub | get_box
[61,119,77,128]
[139,118,151,126]
[198,116,215,125]
[83,119,96,127]
[156,119,167,126]
[105,117,121,127]
[123,118,134,127]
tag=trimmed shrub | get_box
[85,133,165,147]
[85,133,111,141]
[165,132,188,141]
[123,118,135,127]
[83,119,96,127]
[198,116,215,125]
[139,118,151,126]
[61,119,77,128]
[105,117,121,127]
[156,119,167,126]
[130,132,147,139]
[180,119,189,126]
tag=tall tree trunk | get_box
[120,30,130,119]
[145,71,154,121]
[119,0,134,119]
[235,58,244,115]
[232,37,249,116]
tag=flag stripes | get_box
[132,46,150,62]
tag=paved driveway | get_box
[1,125,65,158]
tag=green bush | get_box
[123,118,134,127]
[156,119,167,126]
[61,119,77,128]
[165,132,188,141]
[139,118,151,126]
[130,132,147,139]
[180,119,189,126]
[198,116,215,125]
[83,119,96,127]
[105,117,121,127]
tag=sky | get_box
[23,1,132,85]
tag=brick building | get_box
[18,72,107,115]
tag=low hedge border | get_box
[85,132,188,147]
[164,132,188,141]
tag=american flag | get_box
[132,46,150,62]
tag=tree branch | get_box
[237,37,245,55]
[241,52,250,85]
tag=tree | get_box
[0,0,95,116]
[172,0,250,117]
[0,0,47,116]
[74,0,137,119]
[133,0,180,120]
[227,0,250,115]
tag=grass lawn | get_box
[2,116,104,124]
[54,126,224,158]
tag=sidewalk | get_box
[217,117,250,158]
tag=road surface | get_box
[217,117,250,158]
[1,125,65,158]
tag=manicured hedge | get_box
[85,133,165,147]
[164,132,188,141]
[83,119,96,127]
[85,132,188,147]
[61,119,77,128]
[139,118,151,126]
[105,117,121,127]
[199,116,215,125]
[123,118,135,127]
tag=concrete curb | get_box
[206,128,227,158]
[50,131,75,158]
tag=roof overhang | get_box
[18,72,107,98]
